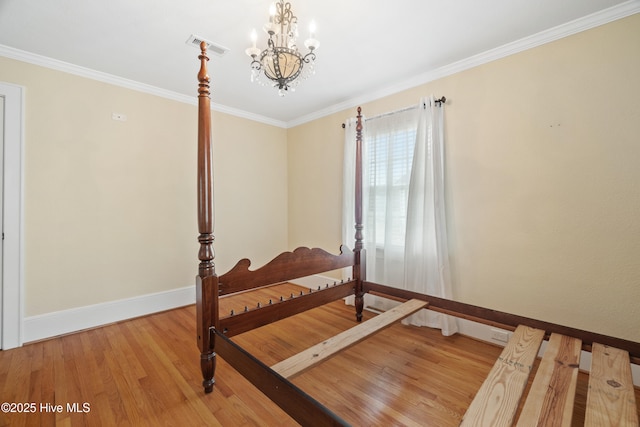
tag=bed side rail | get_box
[219,245,356,295]
[214,329,351,427]
[364,281,640,361]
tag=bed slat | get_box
[585,343,639,427]
[461,325,545,427]
[516,333,581,426]
[271,298,427,379]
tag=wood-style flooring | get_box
[1,283,638,426]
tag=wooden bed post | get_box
[195,41,219,393]
[354,107,366,322]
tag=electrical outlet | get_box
[490,328,510,343]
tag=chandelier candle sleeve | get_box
[245,0,319,96]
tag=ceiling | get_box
[0,0,637,126]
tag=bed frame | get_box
[194,43,639,426]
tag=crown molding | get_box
[212,101,288,128]
[1,1,637,130]
[285,1,640,128]
[0,44,196,104]
[0,44,286,128]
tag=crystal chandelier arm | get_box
[302,51,316,64]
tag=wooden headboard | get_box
[218,245,356,295]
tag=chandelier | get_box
[245,1,319,96]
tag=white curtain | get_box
[342,97,457,335]
[363,107,419,288]
[402,96,457,335]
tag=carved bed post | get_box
[195,41,219,393]
[354,107,366,322]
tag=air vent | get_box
[186,34,230,57]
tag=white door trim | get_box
[1,82,25,349]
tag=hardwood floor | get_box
[1,284,638,426]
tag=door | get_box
[0,82,23,350]
[0,95,4,346]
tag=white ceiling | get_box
[0,0,637,126]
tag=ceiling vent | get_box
[186,34,230,57]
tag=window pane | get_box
[366,125,416,249]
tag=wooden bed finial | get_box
[197,41,210,98]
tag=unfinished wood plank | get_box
[585,343,639,427]
[460,325,545,427]
[271,299,428,379]
[516,333,581,427]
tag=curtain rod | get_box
[341,96,445,128]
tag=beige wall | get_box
[287,14,640,342]
[287,118,344,252]
[1,14,637,342]
[0,57,288,317]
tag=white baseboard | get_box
[23,286,195,343]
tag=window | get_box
[366,124,417,250]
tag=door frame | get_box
[1,82,24,349]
